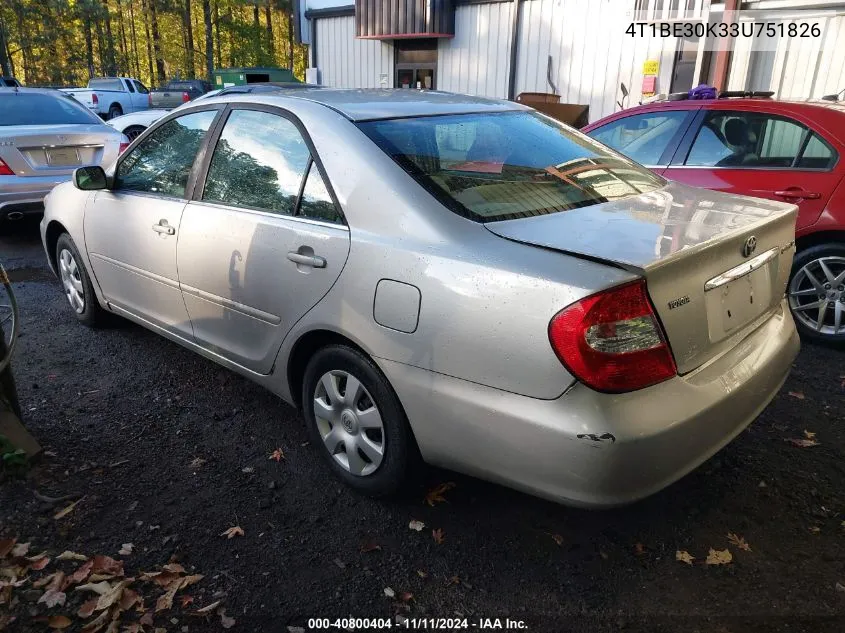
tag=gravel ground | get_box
[1,219,844,633]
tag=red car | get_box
[584,96,845,345]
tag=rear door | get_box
[586,107,698,174]
[177,105,350,373]
[84,108,221,336]
[664,106,842,230]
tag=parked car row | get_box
[39,88,800,508]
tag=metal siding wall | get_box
[436,2,513,98]
[316,15,394,88]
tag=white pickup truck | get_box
[61,77,151,120]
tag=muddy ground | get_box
[1,219,844,632]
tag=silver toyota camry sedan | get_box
[1,88,128,226]
[40,89,800,507]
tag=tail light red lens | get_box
[181,92,190,103]
[118,142,130,154]
[92,93,99,105]
[0,158,14,175]
[549,280,677,393]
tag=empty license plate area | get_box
[47,148,80,166]
[705,248,779,342]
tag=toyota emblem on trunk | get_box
[742,236,757,258]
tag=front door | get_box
[84,109,220,337]
[664,109,842,230]
[177,107,350,373]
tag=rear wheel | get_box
[123,125,146,141]
[55,234,107,327]
[301,345,419,497]
[107,104,123,120]
[788,243,845,345]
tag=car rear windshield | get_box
[89,78,123,91]
[358,111,666,222]
[0,92,102,126]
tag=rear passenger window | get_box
[588,111,689,166]
[203,110,310,215]
[797,133,836,169]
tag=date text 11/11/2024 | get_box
[307,617,529,629]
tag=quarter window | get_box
[685,111,837,169]
[298,161,341,224]
[202,110,311,215]
[116,110,218,197]
[588,111,689,166]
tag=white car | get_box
[107,89,223,140]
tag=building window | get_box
[395,39,437,90]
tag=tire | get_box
[123,125,146,141]
[301,344,419,497]
[107,104,123,120]
[55,233,108,328]
[788,242,845,346]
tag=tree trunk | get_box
[149,0,166,83]
[287,10,293,70]
[128,0,141,79]
[226,7,234,67]
[253,4,260,64]
[203,0,214,81]
[142,0,154,85]
[0,8,11,77]
[102,0,117,75]
[83,9,95,80]
[213,1,221,68]
[265,4,273,61]
[184,0,195,78]
[13,3,32,82]
[94,11,105,75]
[115,0,129,75]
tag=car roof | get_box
[609,97,845,114]
[0,87,66,96]
[206,88,528,121]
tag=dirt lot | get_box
[2,219,844,633]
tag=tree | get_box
[202,0,213,81]
[184,0,195,78]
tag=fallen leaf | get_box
[548,533,564,547]
[446,575,460,586]
[788,391,805,400]
[179,574,204,589]
[70,560,94,584]
[96,580,130,611]
[675,550,695,565]
[383,587,395,598]
[91,556,123,577]
[39,589,67,608]
[180,595,195,608]
[155,582,179,613]
[80,608,110,633]
[139,611,154,626]
[57,551,88,562]
[47,615,72,629]
[118,544,133,556]
[193,599,222,615]
[54,497,85,520]
[432,528,445,545]
[269,448,285,461]
[634,543,646,556]
[705,548,733,566]
[727,532,752,552]
[123,625,141,633]
[162,563,185,574]
[189,457,206,469]
[219,608,236,629]
[34,572,62,589]
[360,540,382,553]
[803,430,816,440]
[88,574,116,583]
[809,526,821,534]
[28,554,51,570]
[425,482,456,506]
[220,526,244,539]
[0,538,16,558]
[787,438,819,448]
[11,542,30,557]
[416,570,427,579]
[399,591,414,603]
[408,519,425,532]
[77,598,98,618]
[74,581,113,595]
[118,588,140,612]
[836,582,845,593]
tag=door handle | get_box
[287,251,326,268]
[152,220,175,235]
[774,189,821,200]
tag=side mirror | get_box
[620,82,629,98]
[73,166,108,191]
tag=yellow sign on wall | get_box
[643,60,659,76]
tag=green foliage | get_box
[0,0,307,88]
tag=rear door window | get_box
[588,111,690,166]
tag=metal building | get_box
[293,0,845,123]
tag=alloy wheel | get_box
[59,248,85,314]
[788,256,845,336]
[313,369,385,477]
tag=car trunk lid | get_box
[485,181,797,374]
[0,124,110,176]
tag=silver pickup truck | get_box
[149,79,213,109]
[61,77,150,120]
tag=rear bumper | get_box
[0,174,71,219]
[380,300,799,507]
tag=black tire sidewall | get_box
[108,106,122,120]
[789,242,845,345]
[301,344,415,497]
[55,233,105,327]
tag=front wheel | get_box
[301,345,419,497]
[107,104,123,120]
[788,243,845,345]
[55,234,108,328]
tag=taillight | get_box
[92,93,99,105]
[181,92,190,103]
[0,158,13,175]
[119,142,130,154]
[548,280,676,393]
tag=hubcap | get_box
[313,370,385,477]
[788,256,845,336]
[58,248,85,314]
